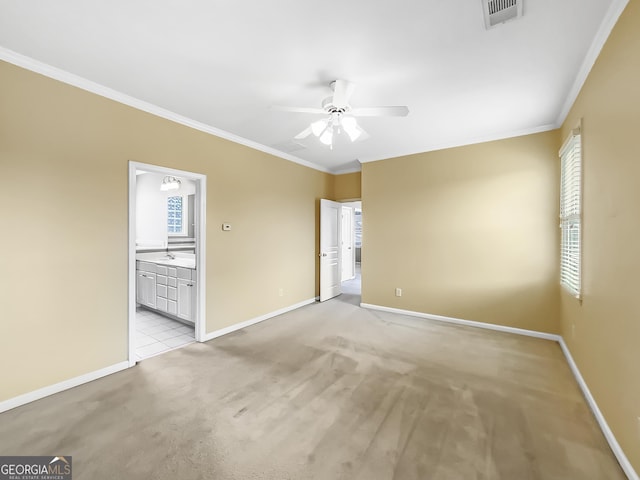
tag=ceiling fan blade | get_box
[310,119,329,136]
[294,125,313,140]
[331,80,356,107]
[358,126,371,142]
[350,106,409,117]
[271,105,327,114]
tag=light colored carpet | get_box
[0,294,625,479]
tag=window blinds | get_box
[559,128,582,298]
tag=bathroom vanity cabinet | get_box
[136,267,156,309]
[136,260,196,324]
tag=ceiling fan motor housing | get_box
[322,96,350,114]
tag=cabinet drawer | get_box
[137,271,156,281]
[192,269,198,281]
[168,267,178,278]
[137,261,157,273]
[167,300,177,316]
[157,265,168,276]
[168,286,177,301]
[157,275,168,286]
[156,296,168,312]
[157,284,168,298]
[168,277,177,288]
[177,267,192,280]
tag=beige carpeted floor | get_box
[0,292,626,479]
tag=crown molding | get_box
[358,122,557,164]
[555,0,630,126]
[0,47,331,174]
[332,166,363,175]
[2,0,628,178]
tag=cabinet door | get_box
[156,296,168,312]
[157,284,168,298]
[167,286,177,301]
[136,272,156,308]
[177,278,195,322]
[167,300,177,316]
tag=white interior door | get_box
[341,206,355,281]
[320,199,342,302]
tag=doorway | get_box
[340,201,362,299]
[319,199,362,303]
[128,162,207,366]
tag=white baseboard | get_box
[0,299,317,414]
[0,361,130,414]
[361,302,638,480]
[202,298,316,342]
[2,300,637,479]
[360,303,561,341]
[558,339,639,480]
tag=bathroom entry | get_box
[128,162,207,365]
[341,201,362,298]
[319,199,362,302]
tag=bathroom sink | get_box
[136,252,196,269]
[156,257,196,268]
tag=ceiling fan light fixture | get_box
[346,127,362,142]
[319,129,333,146]
[341,116,362,142]
[311,119,328,137]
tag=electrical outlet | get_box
[278,288,284,297]
[395,288,402,297]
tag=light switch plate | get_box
[222,223,231,231]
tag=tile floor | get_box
[135,307,195,360]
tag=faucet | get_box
[165,248,175,260]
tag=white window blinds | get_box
[559,128,582,298]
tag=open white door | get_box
[320,199,342,302]
[341,205,355,281]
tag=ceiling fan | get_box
[273,80,409,149]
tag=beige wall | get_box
[332,172,361,200]
[362,131,561,333]
[560,1,640,471]
[0,61,331,401]
[3,6,639,472]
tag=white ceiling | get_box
[0,0,628,173]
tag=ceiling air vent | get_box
[482,0,523,29]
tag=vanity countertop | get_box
[136,252,196,269]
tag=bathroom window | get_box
[167,195,186,235]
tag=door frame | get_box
[319,199,342,302]
[128,161,207,366]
